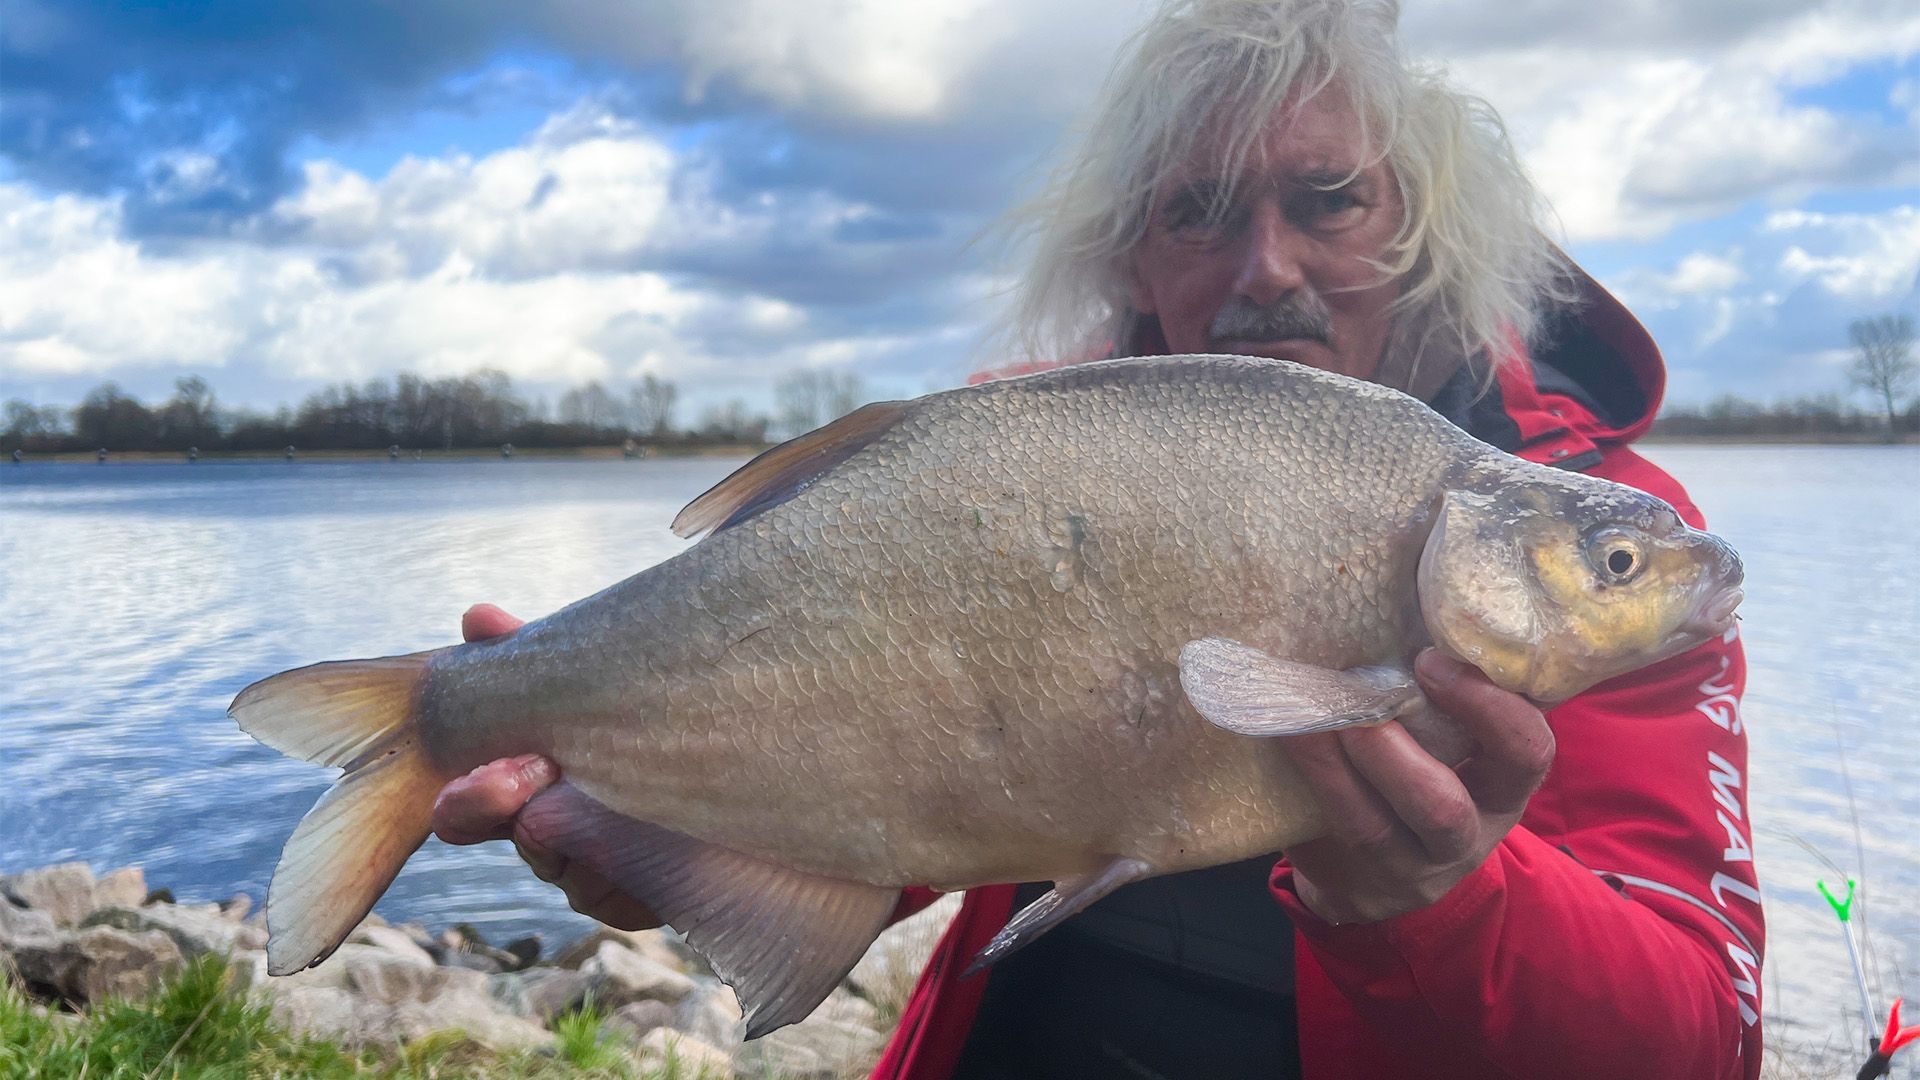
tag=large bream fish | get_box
[232,355,1744,1035]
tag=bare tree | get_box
[1848,314,1917,433]
[558,380,620,435]
[628,374,679,437]
[157,376,220,446]
[699,399,770,443]
[775,369,866,437]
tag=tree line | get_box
[1651,314,1918,439]
[2,369,869,455]
[7,314,1911,453]
[1650,392,1918,438]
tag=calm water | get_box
[1,447,1914,1048]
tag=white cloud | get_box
[0,189,247,375]
[1668,253,1748,294]
[0,103,981,405]
[1767,205,1920,301]
[1433,2,1920,241]
[271,106,678,281]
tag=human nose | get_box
[1233,200,1306,305]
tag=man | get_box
[435,1,1764,1077]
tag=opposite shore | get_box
[6,432,1918,467]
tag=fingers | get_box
[510,822,662,931]
[511,793,664,931]
[1286,731,1407,852]
[431,755,559,846]
[1336,721,1479,864]
[462,603,525,643]
[433,754,664,931]
[1415,649,1555,816]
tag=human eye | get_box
[1293,174,1367,227]
[1157,185,1234,239]
[1310,187,1358,214]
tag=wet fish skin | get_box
[420,356,1453,887]
[232,354,1744,1034]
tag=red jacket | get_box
[871,276,1764,1080]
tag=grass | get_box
[0,958,732,1080]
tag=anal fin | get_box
[516,783,899,1039]
[1179,637,1422,737]
[963,857,1152,978]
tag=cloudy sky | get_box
[2,0,1916,417]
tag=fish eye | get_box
[1586,529,1646,586]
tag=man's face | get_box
[1126,91,1405,382]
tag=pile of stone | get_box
[0,862,951,1079]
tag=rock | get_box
[814,987,881,1029]
[92,868,147,911]
[0,899,58,948]
[81,904,266,960]
[673,980,745,1050]
[487,967,592,1021]
[552,927,689,973]
[344,955,483,1004]
[395,922,438,952]
[246,942,431,995]
[3,863,97,927]
[580,941,696,1009]
[270,982,552,1051]
[739,1014,885,1080]
[502,936,541,969]
[848,892,958,1015]
[264,957,553,1051]
[391,985,552,1051]
[349,925,438,967]
[5,925,184,1004]
[268,986,368,1043]
[605,999,676,1040]
[144,887,174,906]
[735,991,886,1080]
[446,922,487,949]
[632,1029,736,1078]
[439,948,504,975]
[219,894,253,922]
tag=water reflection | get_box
[1641,445,1918,1051]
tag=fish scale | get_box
[232,354,1743,1037]
[426,359,1449,886]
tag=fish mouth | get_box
[1678,586,1744,642]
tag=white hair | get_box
[1002,0,1572,390]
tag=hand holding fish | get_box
[430,604,662,932]
[1282,648,1554,925]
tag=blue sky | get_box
[2,0,1916,418]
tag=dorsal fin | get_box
[671,399,911,538]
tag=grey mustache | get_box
[1208,295,1333,345]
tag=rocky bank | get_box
[0,862,954,1079]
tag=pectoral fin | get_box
[517,783,899,1039]
[963,857,1152,978]
[1178,637,1421,737]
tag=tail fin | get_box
[229,652,446,975]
